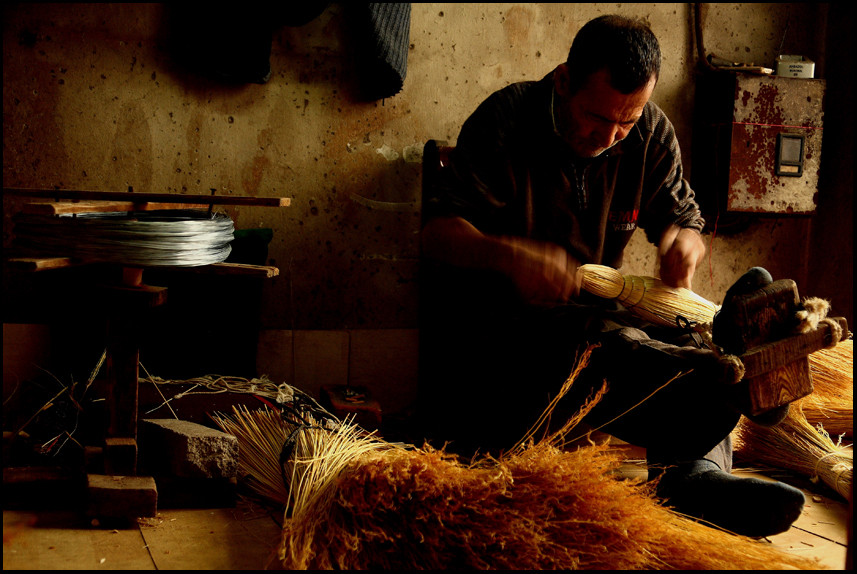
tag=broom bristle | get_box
[734,404,852,500]
[801,339,853,438]
[578,264,719,327]
[578,263,624,299]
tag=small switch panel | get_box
[776,133,805,177]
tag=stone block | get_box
[140,418,238,479]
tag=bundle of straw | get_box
[272,424,818,570]
[214,347,819,570]
[578,264,719,328]
[733,404,853,500]
[801,338,853,438]
[211,405,391,510]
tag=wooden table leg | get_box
[102,267,167,475]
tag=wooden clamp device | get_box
[720,279,849,416]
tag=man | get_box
[418,15,804,538]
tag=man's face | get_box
[553,66,655,158]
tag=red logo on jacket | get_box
[608,209,638,231]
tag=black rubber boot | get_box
[713,266,792,427]
[655,459,805,538]
[712,266,774,355]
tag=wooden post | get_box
[102,267,167,475]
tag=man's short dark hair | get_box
[566,15,661,95]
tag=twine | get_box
[811,444,853,492]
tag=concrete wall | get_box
[3,4,852,414]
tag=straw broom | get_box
[801,338,853,438]
[212,405,298,506]
[733,403,853,500]
[578,264,719,328]
[211,405,392,511]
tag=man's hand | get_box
[500,236,580,306]
[658,225,706,289]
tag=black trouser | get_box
[418,284,738,471]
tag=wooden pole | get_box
[2,187,291,207]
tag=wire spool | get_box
[11,209,234,267]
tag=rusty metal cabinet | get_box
[691,71,826,229]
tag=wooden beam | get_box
[171,262,280,278]
[3,187,291,208]
[21,201,208,215]
[5,256,78,271]
[5,258,280,277]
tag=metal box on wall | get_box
[691,72,826,227]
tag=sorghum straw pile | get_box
[278,440,818,570]
[214,347,818,570]
[801,338,853,438]
[734,403,852,501]
[578,263,719,327]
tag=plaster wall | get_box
[3,4,851,413]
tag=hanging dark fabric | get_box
[351,3,412,101]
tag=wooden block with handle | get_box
[739,317,848,415]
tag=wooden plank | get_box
[5,256,77,271]
[138,506,282,570]
[22,201,208,215]
[2,510,156,570]
[3,187,291,208]
[5,258,280,277]
[169,262,280,278]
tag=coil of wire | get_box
[12,209,235,267]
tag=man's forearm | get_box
[658,224,706,288]
[421,216,512,272]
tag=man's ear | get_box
[553,63,571,97]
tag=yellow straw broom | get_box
[211,405,392,511]
[578,264,719,328]
[733,403,852,500]
[801,338,853,438]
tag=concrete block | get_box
[140,419,238,479]
[87,474,157,518]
